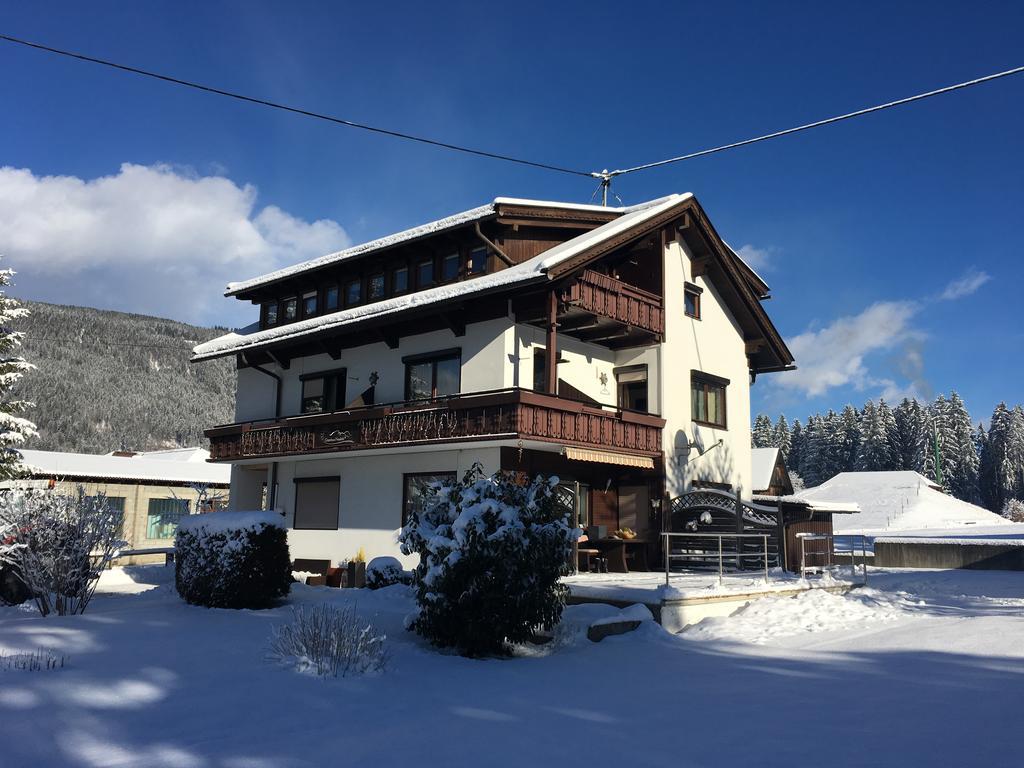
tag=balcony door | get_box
[615,365,648,412]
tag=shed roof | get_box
[13,448,230,486]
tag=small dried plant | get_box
[0,649,67,672]
[269,604,389,678]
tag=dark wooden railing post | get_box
[545,289,558,395]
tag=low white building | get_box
[192,194,795,566]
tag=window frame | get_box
[293,476,341,531]
[416,258,435,288]
[684,281,703,320]
[468,245,488,275]
[690,370,729,429]
[614,364,649,413]
[282,296,298,323]
[402,472,456,527]
[403,348,461,401]
[392,265,409,294]
[146,497,190,540]
[324,284,340,312]
[441,252,461,283]
[368,272,386,301]
[302,290,318,318]
[262,301,279,328]
[299,367,347,414]
[344,279,363,307]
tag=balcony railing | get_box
[560,269,664,338]
[206,388,664,462]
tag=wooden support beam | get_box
[691,255,712,278]
[266,349,291,370]
[441,309,466,337]
[545,290,558,396]
[320,339,343,361]
[744,340,766,355]
[379,329,400,350]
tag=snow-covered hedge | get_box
[365,556,410,589]
[399,463,578,656]
[175,511,291,609]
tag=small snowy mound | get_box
[178,510,285,534]
[552,603,655,645]
[366,556,409,589]
[683,587,917,645]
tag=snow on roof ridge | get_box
[193,194,690,362]
[14,448,230,485]
[225,194,686,297]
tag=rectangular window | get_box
[302,290,318,317]
[533,349,548,393]
[691,372,727,428]
[88,495,126,536]
[468,246,487,274]
[282,297,298,322]
[146,498,189,540]
[615,365,648,412]
[417,259,434,287]
[325,285,339,312]
[345,280,362,306]
[684,282,703,319]
[368,273,386,301]
[404,349,461,400]
[403,472,456,527]
[294,477,340,530]
[392,266,409,294]
[441,252,460,282]
[300,369,346,414]
[264,302,279,326]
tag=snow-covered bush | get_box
[269,604,389,677]
[1001,498,1024,523]
[175,511,291,609]
[399,463,578,657]
[365,556,409,589]
[0,489,125,616]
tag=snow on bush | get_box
[1000,498,1024,523]
[175,511,291,609]
[269,604,389,678]
[0,489,125,615]
[399,463,578,657]
[365,556,409,589]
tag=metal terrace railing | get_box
[661,532,773,586]
[796,533,869,584]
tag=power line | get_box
[0,33,593,179]
[605,64,1024,179]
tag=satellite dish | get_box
[674,432,690,455]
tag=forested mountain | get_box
[753,393,1024,514]
[12,301,236,453]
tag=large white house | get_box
[192,194,794,565]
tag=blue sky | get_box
[1,1,1021,424]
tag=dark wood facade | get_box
[207,388,665,463]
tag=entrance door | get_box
[618,484,650,536]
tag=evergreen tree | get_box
[893,398,928,472]
[855,400,894,471]
[878,399,900,470]
[773,414,791,458]
[789,419,805,473]
[980,403,1016,512]
[751,414,774,448]
[800,414,826,487]
[0,264,37,480]
[837,405,861,472]
[942,392,981,502]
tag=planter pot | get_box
[347,561,366,589]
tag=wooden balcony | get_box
[558,270,664,347]
[206,388,664,462]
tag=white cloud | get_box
[734,244,772,272]
[938,269,990,301]
[776,301,919,398]
[0,163,350,326]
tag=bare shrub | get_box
[0,489,126,616]
[0,649,67,671]
[269,604,389,678]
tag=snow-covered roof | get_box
[750,447,780,492]
[13,448,230,486]
[794,471,1010,534]
[193,194,690,362]
[225,195,675,297]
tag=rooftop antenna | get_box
[591,170,623,207]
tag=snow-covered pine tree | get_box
[838,405,861,472]
[855,400,894,471]
[980,403,1015,512]
[893,398,927,471]
[878,399,900,471]
[942,392,981,502]
[799,414,825,486]
[1009,406,1024,502]
[0,264,36,480]
[789,419,804,472]
[921,395,951,487]
[751,414,774,448]
[773,414,791,458]
[819,410,847,482]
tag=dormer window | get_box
[345,280,362,307]
[302,290,318,317]
[264,301,278,326]
[442,252,460,282]
[468,246,487,274]
[393,266,409,294]
[417,259,434,288]
[325,285,339,312]
[368,273,385,301]
[282,297,298,322]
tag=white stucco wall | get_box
[661,235,753,497]
[275,446,502,566]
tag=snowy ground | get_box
[1,566,1022,768]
